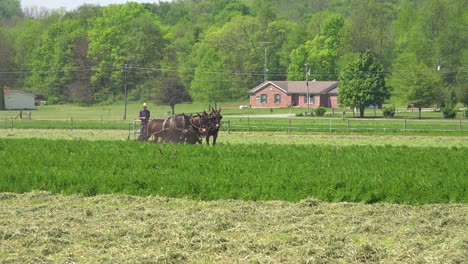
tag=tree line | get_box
[0,0,466,114]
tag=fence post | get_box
[347,119,349,133]
[10,117,13,131]
[248,117,251,133]
[288,119,291,133]
[404,119,407,132]
[460,120,462,132]
[71,117,74,131]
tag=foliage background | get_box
[0,0,466,108]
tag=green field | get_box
[1,138,466,204]
[2,102,467,134]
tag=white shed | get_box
[4,90,36,110]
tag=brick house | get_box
[248,81,339,108]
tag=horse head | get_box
[210,107,223,130]
[194,112,210,135]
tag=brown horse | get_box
[184,112,210,144]
[161,114,192,143]
[143,114,191,143]
[205,107,222,146]
[143,118,166,142]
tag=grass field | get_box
[2,102,467,134]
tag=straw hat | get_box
[143,103,147,107]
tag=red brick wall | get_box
[296,95,320,108]
[330,95,338,108]
[250,84,291,108]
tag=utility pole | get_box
[122,64,129,120]
[259,42,271,82]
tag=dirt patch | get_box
[0,192,466,263]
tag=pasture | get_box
[2,101,467,134]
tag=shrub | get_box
[442,106,457,119]
[383,105,395,118]
[314,107,326,117]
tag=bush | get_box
[442,106,457,119]
[314,107,326,117]
[383,105,396,118]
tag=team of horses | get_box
[139,108,222,145]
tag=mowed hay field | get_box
[1,192,467,263]
[1,129,467,263]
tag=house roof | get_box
[4,90,36,97]
[249,81,338,95]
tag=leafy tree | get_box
[26,19,86,102]
[156,76,192,114]
[342,0,397,65]
[0,0,22,21]
[288,14,344,81]
[190,46,228,103]
[0,30,15,88]
[338,51,389,118]
[190,16,264,102]
[87,3,166,103]
[287,45,308,80]
[265,19,301,80]
[214,0,250,25]
[455,66,468,107]
[388,52,441,118]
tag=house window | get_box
[304,94,315,104]
[274,94,281,104]
[260,94,267,104]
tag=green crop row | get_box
[0,139,466,204]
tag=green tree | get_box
[455,60,468,107]
[0,30,15,88]
[0,0,22,21]
[190,47,228,103]
[388,52,442,118]
[342,0,397,66]
[88,3,166,103]
[288,14,344,81]
[338,52,389,118]
[190,16,264,102]
[27,19,86,102]
[156,76,192,115]
[287,45,308,80]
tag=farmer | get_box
[138,102,151,141]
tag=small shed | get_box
[4,90,36,110]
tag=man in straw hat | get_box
[138,102,151,141]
